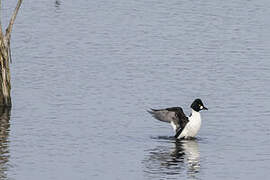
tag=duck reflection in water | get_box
[143,137,200,179]
[0,107,11,180]
[55,0,61,6]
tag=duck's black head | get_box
[190,99,208,112]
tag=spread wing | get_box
[147,107,189,137]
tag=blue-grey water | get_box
[0,0,270,179]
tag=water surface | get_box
[0,0,270,179]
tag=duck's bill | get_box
[203,107,208,110]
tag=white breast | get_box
[178,110,201,139]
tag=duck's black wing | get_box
[147,107,189,137]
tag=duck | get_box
[148,99,208,139]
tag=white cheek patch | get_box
[200,105,203,110]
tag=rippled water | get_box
[0,0,270,179]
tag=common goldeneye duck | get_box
[148,99,208,139]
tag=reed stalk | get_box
[0,0,22,106]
